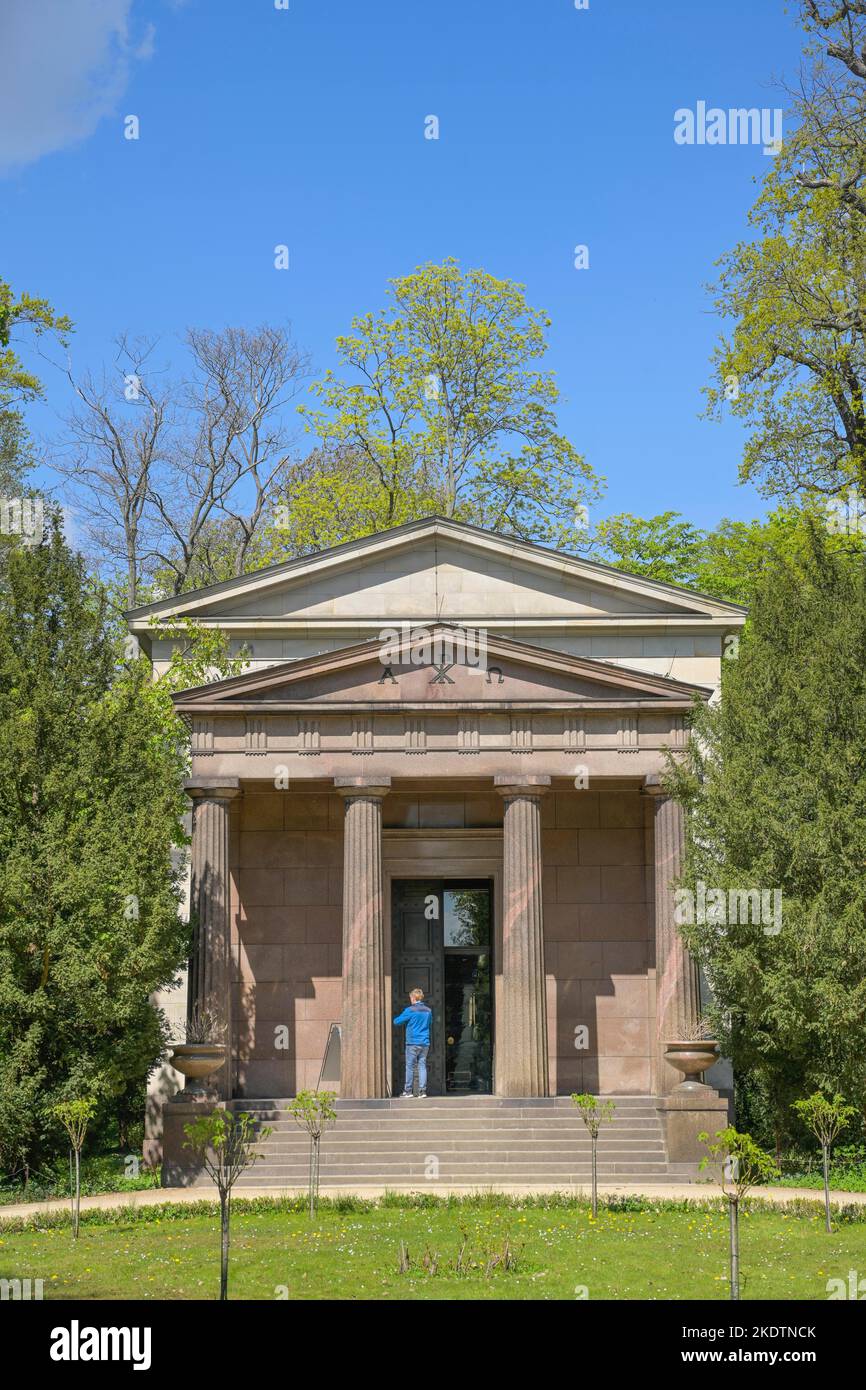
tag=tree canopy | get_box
[261,259,599,557]
[705,2,866,502]
[0,278,71,492]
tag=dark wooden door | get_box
[391,879,444,1095]
[391,879,493,1096]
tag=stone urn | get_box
[664,1039,720,1092]
[170,1043,226,1100]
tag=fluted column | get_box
[644,773,701,1094]
[186,777,240,1100]
[335,777,391,1098]
[494,775,551,1097]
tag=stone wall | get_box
[232,790,343,1096]
[230,783,654,1098]
[542,787,653,1095]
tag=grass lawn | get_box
[2,1197,865,1300]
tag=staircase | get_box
[228,1096,676,1189]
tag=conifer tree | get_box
[668,524,866,1139]
[0,516,188,1173]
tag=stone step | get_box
[232,1097,659,1112]
[257,1150,666,1163]
[236,1176,689,1189]
[223,1093,671,1184]
[248,1111,662,1123]
[237,1164,673,1182]
[254,1133,666,1148]
[234,1099,659,1110]
[252,1131,661,1145]
[243,1114,662,1125]
[240,1148,668,1165]
[251,1118,660,1131]
[252,1147,665,1158]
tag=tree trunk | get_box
[309,1135,320,1219]
[73,1148,81,1240]
[729,1197,740,1301]
[822,1143,832,1233]
[591,1135,598,1218]
[220,1192,230,1300]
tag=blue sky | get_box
[1,0,807,532]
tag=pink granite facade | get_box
[542,785,652,1095]
[228,780,654,1099]
[232,790,344,1096]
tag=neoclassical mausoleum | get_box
[128,518,745,1182]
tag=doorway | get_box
[391,879,494,1096]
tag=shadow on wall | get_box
[544,786,654,1096]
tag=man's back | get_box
[394,1001,432,1046]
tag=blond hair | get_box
[409,987,424,1001]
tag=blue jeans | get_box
[404,1044,429,1094]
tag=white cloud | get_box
[0,1,154,175]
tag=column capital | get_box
[642,772,670,798]
[494,774,551,800]
[184,777,242,801]
[334,776,391,801]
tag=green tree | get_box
[571,1094,616,1217]
[700,1127,780,1301]
[791,1090,858,1231]
[667,525,866,1136]
[589,511,708,588]
[287,1090,337,1219]
[705,4,866,501]
[591,503,861,605]
[54,1097,96,1238]
[797,3,866,229]
[263,260,600,556]
[183,1109,270,1300]
[706,162,866,498]
[0,280,71,492]
[0,515,189,1174]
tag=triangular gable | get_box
[172,625,710,713]
[130,517,747,633]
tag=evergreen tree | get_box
[668,524,866,1141]
[0,516,188,1174]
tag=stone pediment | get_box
[173,625,708,714]
[130,517,747,637]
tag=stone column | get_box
[644,773,701,1093]
[335,776,391,1099]
[644,774,727,1170]
[494,775,551,1097]
[186,777,241,1101]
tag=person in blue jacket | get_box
[394,988,432,1098]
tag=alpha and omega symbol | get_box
[378,662,505,687]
